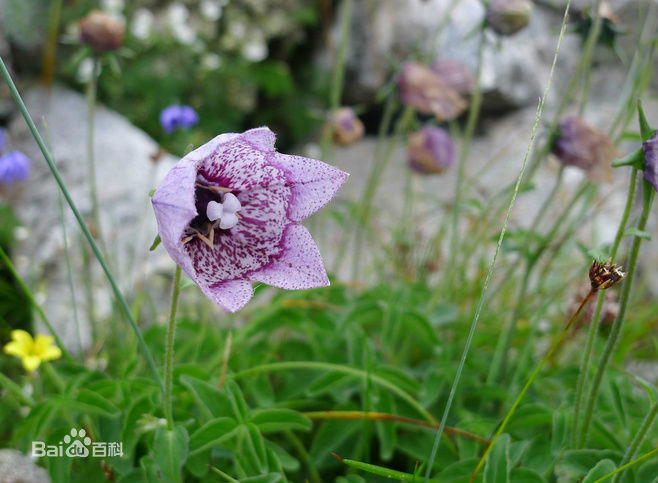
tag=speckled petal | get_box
[270,152,348,221]
[201,279,254,313]
[152,157,198,277]
[242,127,276,152]
[248,224,329,290]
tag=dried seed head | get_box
[589,260,626,291]
[80,10,125,52]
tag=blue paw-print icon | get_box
[64,428,91,457]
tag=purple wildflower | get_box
[553,116,617,182]
[159,105,199,134]
[398,61,467,122]
[407,126,455,175]
[0,151,30,185]
[486,0,532,36]
[152,127,348,313]
[325,107,365,147]
[430,59,475,96]
[642,132,657,191]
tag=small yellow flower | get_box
[3,329,62,372]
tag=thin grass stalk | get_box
[470,288,596,483]
[423,4,572,479]
[164,266,182,430]
[0,56,164,393]
[487,179,591,384]
[445,30,485,296]
[0,244,73,362]
[579,176,654,447]
[612,402,658,483]
[573,168,637,447]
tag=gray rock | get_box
[7,85,179,353]
[0,449,50,483]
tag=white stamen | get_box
[206,194,242,230]
[206,201,224,222]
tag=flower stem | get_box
[445,30,485,295]
[164,266,182,431]
[0,55,164,393]
[86,55,102,241]
[423,5,572,478]
[469,288,596,483]
[578,176,654,447]
[612,403,658,483]
[573,168,637,448]
[0,244,73,362]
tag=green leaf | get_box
[637,101,654,141]
[240,474,283,483]
[189,417,239,454]
[623,227,652,240]
[266,441,300,472]
[375,389,396,461]
[225,380,250,422]
[180,375,233,418]
[637,460,658,483]
[250,408,311,433]
[435,458,483,483]
[140,455,159,483]
[581,459,617,483]
[153,425,189,483]
[484,433,511,483]
[611,148,644,169]
[149,234,161,251]
[510,467,546,483]
[72,388,120,416]
[242,423,268,474]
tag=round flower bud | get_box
[407,126,455,175]
[431,59,475,96]
[552,116,617,182]
[486,0,532,36]
[398,61,467,122]
[325,107,365,147]
[642,132,657,192]
[80,10,125,52]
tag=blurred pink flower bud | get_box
[80,10,125,52]
[486,0,532,36]
[431,59,475,96]
[325,107,365,146]
[407,126,455,175]
[398,62,467,122]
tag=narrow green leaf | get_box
[510,467,546,483]
[611,148,644,169]
[250,408,311,433]
[149,234,161,251]
[637,101,653,141]
[484,433,511,483]
[243,423,268,473]
[189,417,239,455]
[623,227,652,240]
[180,375,232,418]
[225,380,250,422]
[339,456,442,482]
[153,425,189,483]
[582,459,616,483]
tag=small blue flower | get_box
[159,105,199,134]
[0,128,6,152]
[0,150,30,185]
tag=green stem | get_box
[227,361,436,424]
[612,403,658,483]
[423,5,572,479]
[285,430,322,483]
[164,266,182,430]
[470,289,595,483]
[446,30,485,296]
[0,244,73,362]
[593,447,658,483]
[573,169,637,448]
[579,176,654,447]
[86,55,102,241]
[320,0,352,158]
[0,56,164,393]
[577,0,604,115]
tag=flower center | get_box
[206,192,242,230]
[182,177,242,249]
